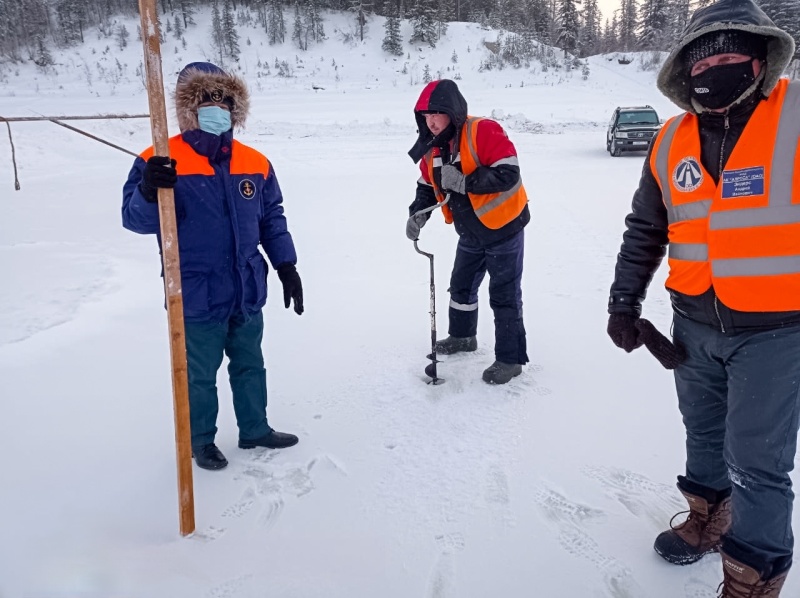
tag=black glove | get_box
[277,263,303,315]
[440,164,466,194]
[635,319,687,370]
[607,313,643,353]
[140,156,178,203]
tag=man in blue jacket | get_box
[122,62,303,471]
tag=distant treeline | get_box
[1,0,797,66]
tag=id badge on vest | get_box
[721,166,765,199]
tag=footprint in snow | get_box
[206,574,253,598]
[582,465,684,530]
[220,487,256,519]
[193,525,227,542]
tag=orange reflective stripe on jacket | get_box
[141,136,271,177]
[427,117,528,230]
[651,78,800,312]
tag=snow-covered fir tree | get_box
[409,0,439,47]
[618,0,638,52]
[172,14,184,40]
[580,0,601,56]
[556,0,581,57]
[382,10,404,55]
[638,0,669,50]
[177,0,196,29]
[349,0,370,41]
[292,2,306,49]
[222,0,240,61]
[267,0,286,45]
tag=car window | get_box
[618,111,659,125]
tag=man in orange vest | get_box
[122,63,303,471]
[407,79,530,384]
[607,0,798,594]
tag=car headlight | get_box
[615,132,628,139]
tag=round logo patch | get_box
[210,88,224,103]
[673,157,704,192]
[239,179,256,200]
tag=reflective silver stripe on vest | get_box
[432,156,443,167]
[711,81,800,230]
[465,118,482,167]
[418,176,432,187]
[711,204,800,229]
[669,243,708,261]
[462,116,523,219]
[474,180,524,218]
[450,299,478,311]
[770,81,800,206]
[654,115,684,215]
[714,255,800,277]
[490,156,519,168]
[672,199,712,223]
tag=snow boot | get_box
[238,430,299,449]
[718,545,791,597]
[482,361,522,384]
[192,443,228,471]
[653,476,731,565]
[435,335,478,355]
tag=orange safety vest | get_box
[141,135,271,177]
[426,117,528,230]
[650,78,800,312]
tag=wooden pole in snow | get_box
[137,0,195,536]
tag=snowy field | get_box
[1,13,799,598]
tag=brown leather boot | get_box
[653,478,732,565]
[718,550,790,597]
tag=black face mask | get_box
[690,59,756,110]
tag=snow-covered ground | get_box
[1,11,798,598]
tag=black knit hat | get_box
[683,30,768,69]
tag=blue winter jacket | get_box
[122,129,297,323]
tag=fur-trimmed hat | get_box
[174,62,250,133]
[682,29,768,69]
[657,0,795,114]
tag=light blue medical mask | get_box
[197,105,232,136]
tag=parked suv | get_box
[606,106,661,157]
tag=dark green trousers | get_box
[184,311,271,447]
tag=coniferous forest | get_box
[1,0,798,73]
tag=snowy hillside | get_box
[2,8,796,598]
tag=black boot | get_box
[482,361,522,384]
[192,443,228,470]
[435,335,478,355]
[238,430,299,449]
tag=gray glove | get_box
[406,212,428,241]
[440,164,466,195]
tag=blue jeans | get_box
[448,230,528,364]
[184,312,271,447]
[673,314,800,563]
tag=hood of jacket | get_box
[174,62,250,133]
[657,0,795,114]
[408,79,468,163]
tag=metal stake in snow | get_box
[412,195,451,385]
[138,0,195,536]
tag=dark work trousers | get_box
[673,313,800,564]
[448,229,528,364]
[184,311,272,448]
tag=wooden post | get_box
[138,0,195,536]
